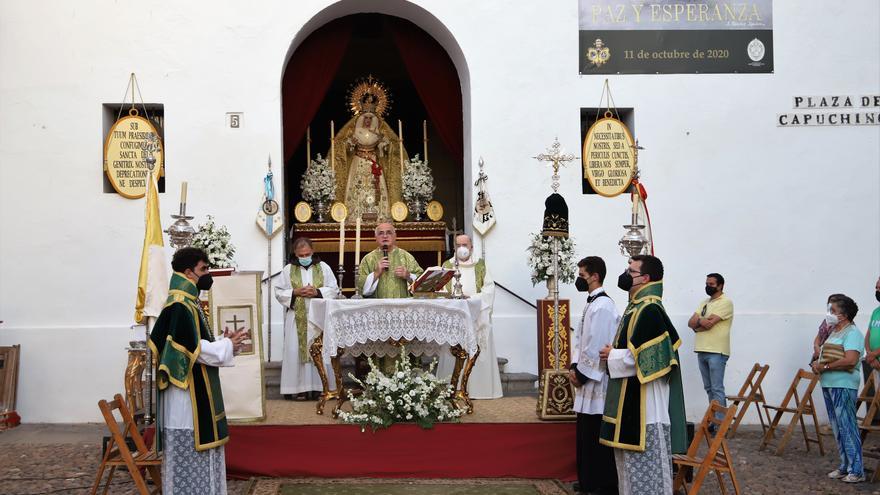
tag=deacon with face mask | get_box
[274,237,338,399]
[436,234,502,398]
[150,247,248,494]
[687,272,734,422]
[599,255,687,494]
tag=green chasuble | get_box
[442,258,486,293]
[149,272,228,452]
[357,247,424,298]
[599,281,686,453]
[290,263,324,362]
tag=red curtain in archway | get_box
[282,16,463,166]
[282,18,353,163]
[387,18,464,167]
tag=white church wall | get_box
[1,0,878,423]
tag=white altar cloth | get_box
[309,298,482,360]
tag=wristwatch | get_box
[823,364,830,371]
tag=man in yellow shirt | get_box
[687,273,734,423]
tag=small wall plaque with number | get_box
[227,112,243,129]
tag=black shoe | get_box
[283,394,294,401]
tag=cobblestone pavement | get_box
[3,424,880,494]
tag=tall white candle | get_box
[354,216,362,263]
[180,181,187,204]
[338,219,345,266]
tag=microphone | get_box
[382,245,389,259]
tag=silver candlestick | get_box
[451,256,464,299]
[351,264,364,299]
[336,265,346,299]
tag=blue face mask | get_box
[297,256,313,267]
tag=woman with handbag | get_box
[811,295,864,483]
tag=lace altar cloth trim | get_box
[309,299,480,359]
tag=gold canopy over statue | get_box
[330,76,409,222]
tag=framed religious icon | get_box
[217,305,255,355]
[294,201,312,223]
[390,201,409,222]
[426,200,444,221]
[330,202,348,223]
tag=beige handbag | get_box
[819,343,853,370]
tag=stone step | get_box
[263,357,538,398]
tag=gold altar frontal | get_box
[251,396,541,426]
[293,221,447,295]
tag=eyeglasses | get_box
[376,231,394,236]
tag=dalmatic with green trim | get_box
[149,272,229,452]
[599,281,687,453]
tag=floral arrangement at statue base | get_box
[301,154,336,222]
[402,154,434,221]
[337,347,463,431]
[191,215,236,269]
[527,232,576,295]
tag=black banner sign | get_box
[579,1,774,74]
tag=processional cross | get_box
[533,138,577,193]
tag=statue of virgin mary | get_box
[330,77,407,221]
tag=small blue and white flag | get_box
[256,156,283,238]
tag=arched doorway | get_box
[281,12,466,261]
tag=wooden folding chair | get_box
[725,363,770,438]
[673,400,741,495]
[857,371,880,481]
[759,369,824,456]
[90,393,161,495]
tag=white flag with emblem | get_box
[472,157,496,235]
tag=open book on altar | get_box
[411,267,456,294]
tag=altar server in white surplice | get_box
[437,234,503,399]
[274,237,338,398]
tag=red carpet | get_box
[226,422,576,481]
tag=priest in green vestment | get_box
[149,247,247,495]
[598,254,686,495]
[357,222,424,298]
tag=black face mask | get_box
[196,273,214,291]
[575,277,589,292]
[617,271,633,292]
[876,290,880,303]
[705,286,718,296]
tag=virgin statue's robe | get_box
[329,115,408,222]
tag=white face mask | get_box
[825,313,839,327]
[455,246,471,261]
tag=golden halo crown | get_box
[348,76,391,118]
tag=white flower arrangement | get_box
[338,346,463,431]
[401,154,435,202]
[526,232,576,285]
[191,215,236,269]
[300,154,336,203]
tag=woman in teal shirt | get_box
[812,295,864,484]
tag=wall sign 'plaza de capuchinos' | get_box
[582,114,635,197]
[103,109,164,199]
